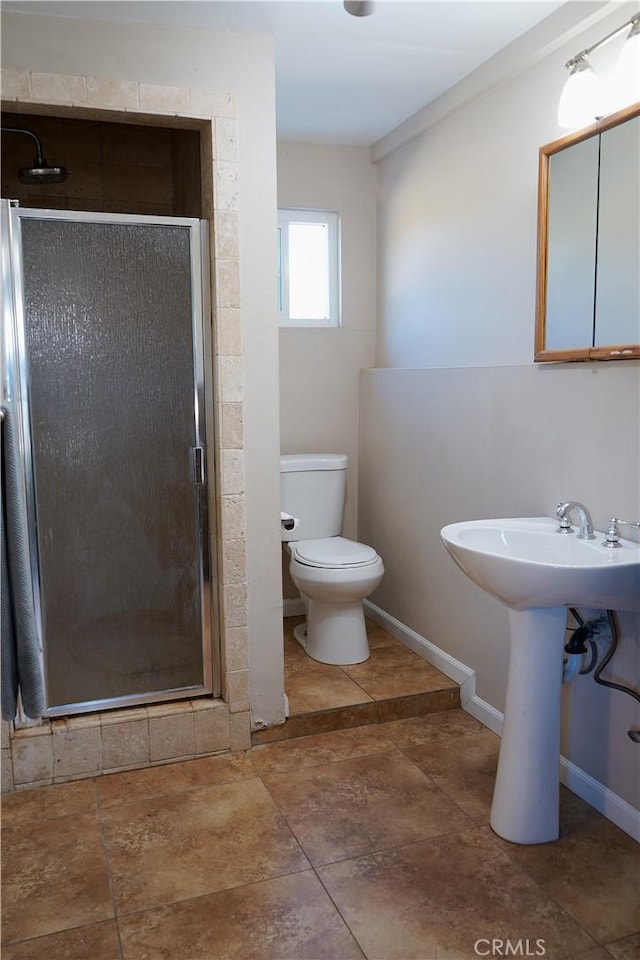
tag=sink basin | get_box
[441,516,640,613]
[440,515,640,846]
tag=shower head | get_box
[18,161,68,185]
[1,126,68,184]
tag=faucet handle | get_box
[555,502,573,534]
[603,517,640,548]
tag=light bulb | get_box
[558,56,607,129]
[612,18,640,110]
[344,2,374,16]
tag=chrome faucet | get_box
[555,501,596,540]
[602,517,640,547]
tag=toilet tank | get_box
[280,454,347,542]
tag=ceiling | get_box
[4,1,566,145]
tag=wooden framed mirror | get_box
[535,102,640,362]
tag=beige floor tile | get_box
[101,778,310,913]
[2,720,631,960]
[564,949,614,960]
[403,728,500,822]
[1,920,121,960]
[250,724,397,776]
[318,827,597,960]
[97,751,255,807]
[1,815,113,943]
[263,751,472,866]
[283,618,459,714]
[381,707,485,747]
[494,817,640,944]
[342,642,426,678]
[1,778,97,826]
[555,786,608,838]
[285,658,372,714]
[283,620,307,654]
[118,870,364,960]
[606,933,640,959]
[345,657,456,700]
[365,621,404,650]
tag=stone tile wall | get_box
[1,69,252,790]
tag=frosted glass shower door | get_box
[15,210,212,713]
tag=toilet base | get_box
[293,599,370,665]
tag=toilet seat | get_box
[291,536,379,570]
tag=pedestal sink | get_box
[440,517,640,845]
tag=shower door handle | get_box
[191,446,205,485]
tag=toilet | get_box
[280,454,384,665]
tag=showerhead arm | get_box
[1,126,47,164]
[1,126,68,184]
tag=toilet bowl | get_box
[280,453,385,666]
[287,536,384,665]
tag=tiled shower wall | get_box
[1,112,202,216]
[1,69,250,791]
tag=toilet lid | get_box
[292,537,379,569]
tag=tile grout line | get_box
[95,769,259,810]
[94,777,125,959]
[477,825,622,951]
[310,861,369,960]
[4,714,636,957]
[0,919,121,953]
[307,821,513,960]
[252,739,404,780]
[97,765,313,928]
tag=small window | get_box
[277,208,341,327]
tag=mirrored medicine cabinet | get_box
[535,102,640,362]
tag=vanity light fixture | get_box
[344,2,374,17]
[613,15,640,107]
[557,54,606,129]
[558,12,640,129]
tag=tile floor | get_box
[2,709,639,960]
[253,618,460,744]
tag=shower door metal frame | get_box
[3,202,218,716]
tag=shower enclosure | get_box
[2,200,216,716]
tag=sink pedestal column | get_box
[490,606,567,845]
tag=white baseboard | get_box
[458,692,640,842]
[363,601,640,843]
[464,693,504,736]
[283,597,305,618]
[559,755,640,842]
[363,600,476,704]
